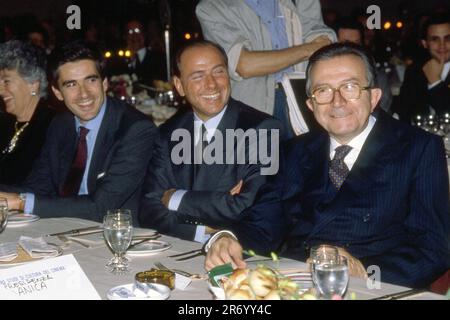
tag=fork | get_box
[154,262,206,279]
[57,234,91,248]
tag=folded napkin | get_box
[18,236,60,258]
[0,242,19,262]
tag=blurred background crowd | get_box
[0,0,449,114]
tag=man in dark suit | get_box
[106,19,166,87]
[139,40,282,242]
[0,41,156,224]
[395,13,450,122]
[205,43,449,289]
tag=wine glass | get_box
[312,255,349,299]
[0,198,8,233]
[103,209,133,274]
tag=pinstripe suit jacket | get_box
[234,110,450,288]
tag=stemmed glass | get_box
[0,198,8,233]
[103,209,133,274]
[309,245,339,264]
[312,255,349,299]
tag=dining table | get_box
[0,217,446,300]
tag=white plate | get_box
[127,240,171,256]
[107,283,170,300]
[7,214,40,226]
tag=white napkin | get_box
[18,236,60,258]
[0,242,19,261]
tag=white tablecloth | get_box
[0,217,445,300]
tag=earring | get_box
[31,91,37,96]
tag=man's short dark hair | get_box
[306,42,377,95]
[48,40,105,86]
[421,13,450,40]
[334,17,365,44]
[174,40,228,77]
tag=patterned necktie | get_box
[329,145,352,190]
[60,127,89,197]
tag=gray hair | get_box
[0,40,48,98]
[305,42,377,96]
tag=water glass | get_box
[0,198,8,233]
[309,244,339,264]
[312,255,349,299]
[103,209,133,274]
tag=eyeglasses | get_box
[127,28,142,35]
[311,82,371,105]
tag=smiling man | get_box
[139,40,282,242]
[204,43,449,289]
[396,13,450,122]
[0,41,156,224]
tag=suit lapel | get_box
[87,100,118,192]
[170,112,195,189]
[58,116,77,189]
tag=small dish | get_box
[127,240,171,256]
[107,283,170,300]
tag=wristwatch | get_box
[18,194,26,212]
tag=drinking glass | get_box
[103,209,133,274]
[0,198,8,233]
[309,244,339,264]
[312,255,349,299]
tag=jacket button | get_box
[363,213,371,223]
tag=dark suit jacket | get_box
[395,61,450,122]
[0,100,55,185]
[106,48,166,86]
[139,98,282,240]
[1,98,156,225]
[235,111,449,288]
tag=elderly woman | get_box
[0,40,55,185]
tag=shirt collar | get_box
[75,99,107,133]
[329,114,376,155]
[194,104,228,131]
[441,61,450,80]
[136,48,147,63]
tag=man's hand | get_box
[336,247,368,279]
[205,235,247,271]
[308,35,332,56]
[229,180,243,196]
[0,192,21,210]
[161,188,177,208]
[423,58,444,85]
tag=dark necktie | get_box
[60,127,89,197]
[329,145,352,190]
[194,124,209,180]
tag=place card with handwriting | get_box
[0,254,101,299]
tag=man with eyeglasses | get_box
[204,43,449,289]
[106,19,165,87]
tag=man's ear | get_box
[306,98,315,112]
[173,76,185,97]
[102,77,109,92]
[370,88,382,112]
[51,85,64,101]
